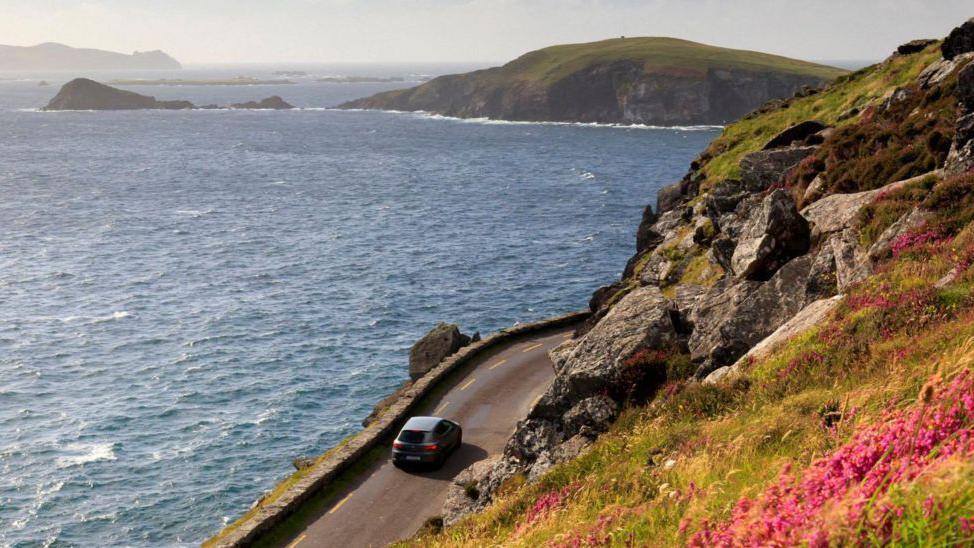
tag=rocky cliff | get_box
[340,37,846,125]
[423,20,974,545]
[42,78,294,111]
[0,42,181,70]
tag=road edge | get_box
[205,311,588,547]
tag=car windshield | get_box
[397,430,426,443]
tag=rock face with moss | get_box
[340,38,846,125]
[439,26,974,528]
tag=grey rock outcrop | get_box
[738,146,818,191]
[897,39,937,56]
[409,323,473,380]
[762,120,828,150]
[689,254,817,377]
[730,190,810,279]
[942,18,974,60]
[703,294,843,384]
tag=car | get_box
[392,416,462,468]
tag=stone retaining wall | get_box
[209,311,588,547]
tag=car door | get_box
[442,420,459,449]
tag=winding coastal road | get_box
[270,327,572,548]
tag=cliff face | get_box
[0,42,181,71]
[340,38,846,125]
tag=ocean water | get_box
[0,66,719,546]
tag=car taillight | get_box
[421,443,439,451]
[393,442,406,449]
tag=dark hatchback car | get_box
[392,416,462,468]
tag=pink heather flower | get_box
[687,370,974,546]
[891,229,948,257]
[960,517,974,535]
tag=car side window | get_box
[434,421,449,435]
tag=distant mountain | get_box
[0,42,181,71]
[341,37,847,126]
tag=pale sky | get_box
[2,0,972,65]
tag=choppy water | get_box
[0,65,718,546]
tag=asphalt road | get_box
[275,327,572,548]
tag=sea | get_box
[0,64,719,546]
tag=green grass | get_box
[699,43,942,187]
[497,37,847,86]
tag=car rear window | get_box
[397,430,426,443]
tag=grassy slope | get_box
[497,37,847,85]
[355,37,846,105]
[700,44,941,186]
[404,44,974,546]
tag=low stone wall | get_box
[208,311,588,547]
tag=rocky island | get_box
[339,37,847,125]
[42,78,295,110]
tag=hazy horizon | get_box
[2,1,971,65]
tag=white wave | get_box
[579,171,596,180]
[92,311,131,324]
[60,310,131,324]
[56,442,116,468]
[174,208,216,217]
[335,108,723,130]
[255,408,278,425]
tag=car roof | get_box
[402,416,444,431]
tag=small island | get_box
[318,76,408,83]
[42,78,295,110]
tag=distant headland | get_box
[340,37,848,126]
[0,42,181,71]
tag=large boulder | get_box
[703,294,843,384]
[731,190,810,279]
[408,323,473,380]
[738,146,818,191]
[547,285,677,399]
[762,120,828,150]
[800,186,884,241]
[897,39,937,55]
[942,18,974,60]
[689,254,817,378]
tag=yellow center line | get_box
[329,493,352,514]
[488,358,508,370]
[522,343,543,353]
[285,533,307,548]
[459,378,477,391]
[434,400,450,414]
